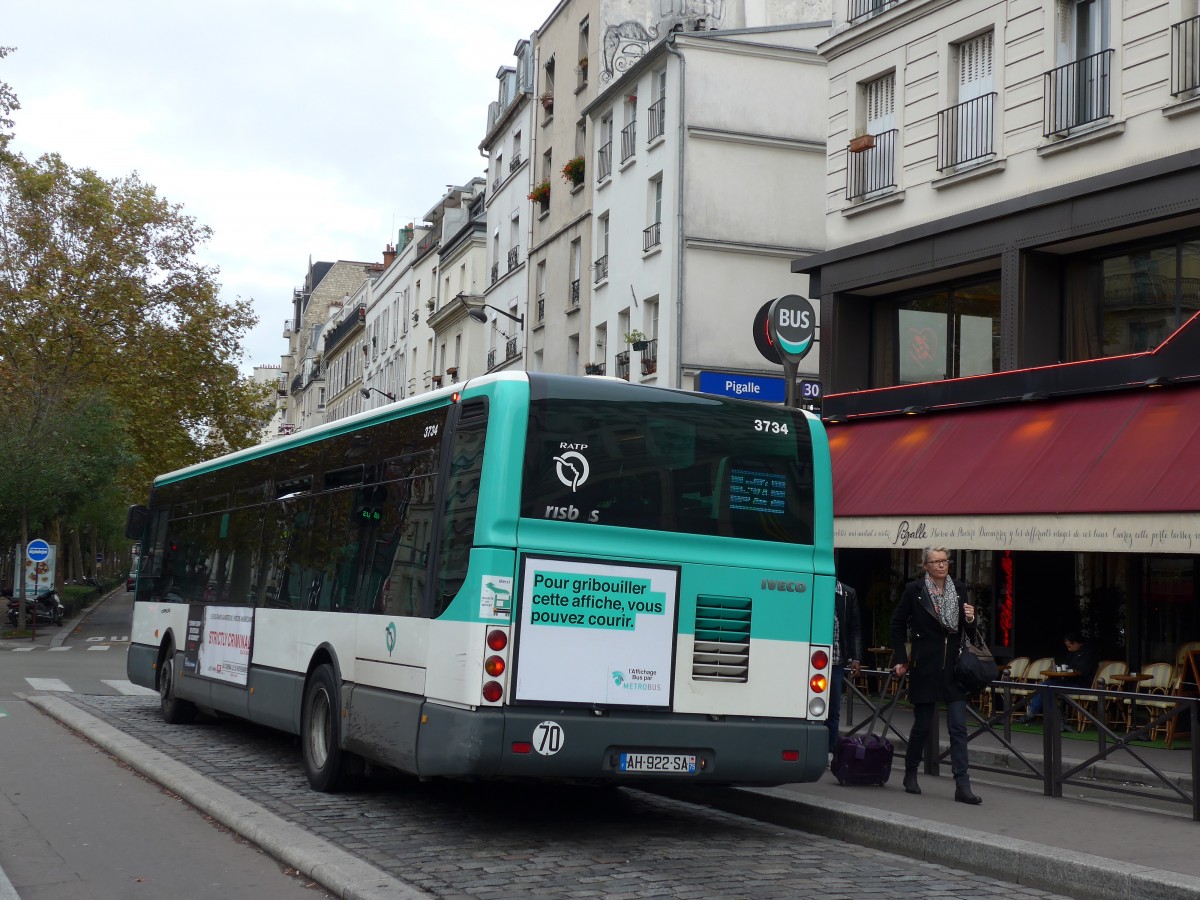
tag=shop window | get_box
[1064,235,1200,359]
[875,278,1001,386]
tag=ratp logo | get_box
[612,671,625,685]
[385,622,397,656]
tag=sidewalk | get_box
[662,700,1200,900]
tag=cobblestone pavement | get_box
[52,695,1070,900]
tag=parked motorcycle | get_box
[6,590,65,627]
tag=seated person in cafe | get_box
[1018,631,1098,724]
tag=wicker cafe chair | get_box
[1122,662,1175,733]
[987,656,1029,717]
[1007,656,1052,719]
[1067,659,1127,731]
[1134,664,1186,746]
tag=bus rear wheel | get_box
[159,650,197,725]
[301,664,357,792]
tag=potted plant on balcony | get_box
[528,179,551,207]
[848,129,876,153]
[623,329,647,351]
[540,91,554,113]
[561,155,585,187]
[584,362,603,375]
[577,56,588,77]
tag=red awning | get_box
[829,385,1200,518]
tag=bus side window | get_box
[433,404,488,617]
[375,447,439,617]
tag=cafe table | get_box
[1109,672,1153,730]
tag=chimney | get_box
[383,243,397,267]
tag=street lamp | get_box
[360,387,396,402]
[460,295,524,330]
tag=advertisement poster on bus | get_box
[183,605,254,686]
[514,556,679,707]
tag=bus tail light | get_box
[484,655,506,677]
[811,649,829,670]
[482,681,504,702]
[487,629,508,651]
[810,673,828,693]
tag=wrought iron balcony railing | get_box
[510,153,522,172]
[507,247,519,271]
[506,337,518,359]
[640,338,658,376]
[1171,15,1200,96]
[537,293,545,322]
[570,279,580,308]
[593,255,608,284]
[621,123,637,162]
[648,98,666,141]
[597,141,613,181]
[615,349,631,381]
[847,0,899,24]
[936,92,996,170]
[845,128,898,201]
[491,261,499,284]
[1043,49,1113,136]
[487,348,496,370]
[643,221,661,251]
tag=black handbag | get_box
[955,629,999,694]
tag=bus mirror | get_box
[125,504,150,540]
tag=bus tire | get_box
[160,650,197,725]
[301,664,355,792]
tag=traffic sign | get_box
[27,539,50,562]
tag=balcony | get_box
[507,247,519,271]
[506,337,519,359]
[593,255,608,284]
[621,123,637,163]
[648,98,666,141]
[845,128,897,201]
[597,141,613,181]
[415,232,439,260]
[1044,49,1113,136]
[640,338,658,376]
[510,153,522,172]
[1171,14,1200,96]
[848,0,900,25]
[615,349,631,381]
[570,279,580,308]
[643,221,661,251]
[585,362,606,375]
[487,348,497,370]
[491,261,499,285]
[936,93,996,170]
[537,293,545,322]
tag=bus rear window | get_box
[521,397,815,544]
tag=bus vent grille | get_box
[692,595,751,683]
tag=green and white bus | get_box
[126,373,835,791]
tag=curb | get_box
[651,784,1200,900]
[28,695,431,900]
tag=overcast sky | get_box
[4,1,552,372]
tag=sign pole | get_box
[766,295,817,408]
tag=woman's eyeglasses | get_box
[926,559,950,567]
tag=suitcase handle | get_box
[864,671,907,736]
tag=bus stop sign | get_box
[767,295,817,407]
[27,539,50,562]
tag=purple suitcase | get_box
[830,673,903,786]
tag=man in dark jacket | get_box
[1017,631,1098,726]
[827,579,862,756]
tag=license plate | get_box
[619,752,697,774]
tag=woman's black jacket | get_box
[890,576,977,705]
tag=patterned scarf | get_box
[925,572,959,633]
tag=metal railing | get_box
[593,255,608,284]
[537,294,545,322]
[1044,49,1114,136]
[843,671,1200,821]
[648,98,666,141]
[643,221,661,251]
[597,141,613,181]
[490,261,499,285]
[506,337,518,359]
[509,153,522,172]
[848,0,899,24]
[570,279,580,308]
[615,349,630,380]
[507,247,519,271]
[621,123,637,162]
[937,92,996,170]
[640,338,658,376]
[1172,15,1200,96]
[487,348,496,370]
[845,128,897,201]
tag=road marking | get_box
[48,646,70,652]
[86,645,112,651]
[0,706,7,718]
[101,679,157,697]
[24,678,73,692]
[11,647,33,652]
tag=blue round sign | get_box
[27,539,50,562]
